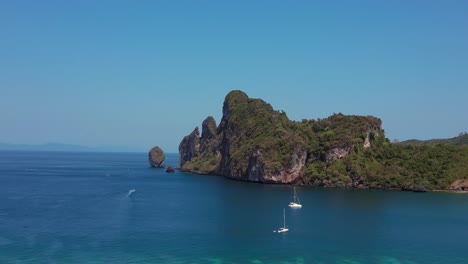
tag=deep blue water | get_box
[1,151,468,264]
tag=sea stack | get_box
[148,146,166,168]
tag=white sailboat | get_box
[277,208,289,233]
[288,186,302,208]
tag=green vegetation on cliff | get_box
[222,91,304,171]
[304,139,468,190]
[179,90,468,191]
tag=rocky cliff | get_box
[179,90,382,184]
[179,127,200,168]
[178,90,468,190]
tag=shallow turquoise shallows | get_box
[1,151,468,264]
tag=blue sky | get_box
[1,1,467,152]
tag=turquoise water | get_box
[1,151,468,264]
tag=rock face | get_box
[148,146,166,168]
[178,127,200,168]
[448,180,468,191]
[325,147,351,162]
[246,150,308,183]
[178,90,383,184]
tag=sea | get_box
[1,151,467,264]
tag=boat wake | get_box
[127,188,136,197]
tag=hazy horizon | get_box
[1,1,467,152]
[0,142,148,153]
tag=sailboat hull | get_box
[288,202,302,208]
[289,187,302,208]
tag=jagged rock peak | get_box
[178,127,201,167]
[201,116,217,140]
[148,146,166,168]
[191,126,200,137]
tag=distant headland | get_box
[177,90,468,192]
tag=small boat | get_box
[288,186,302,208]
[128,188,136,196]
[276,208,289,233]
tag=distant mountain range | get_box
[399,133,468,146]
[0,142,144,153]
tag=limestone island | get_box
[178,90,468,192]
[148,146,166,168]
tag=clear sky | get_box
[1,1,467,152]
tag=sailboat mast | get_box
[294,187,300,204]
[297,188,300,204]
[283,208,286,228]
